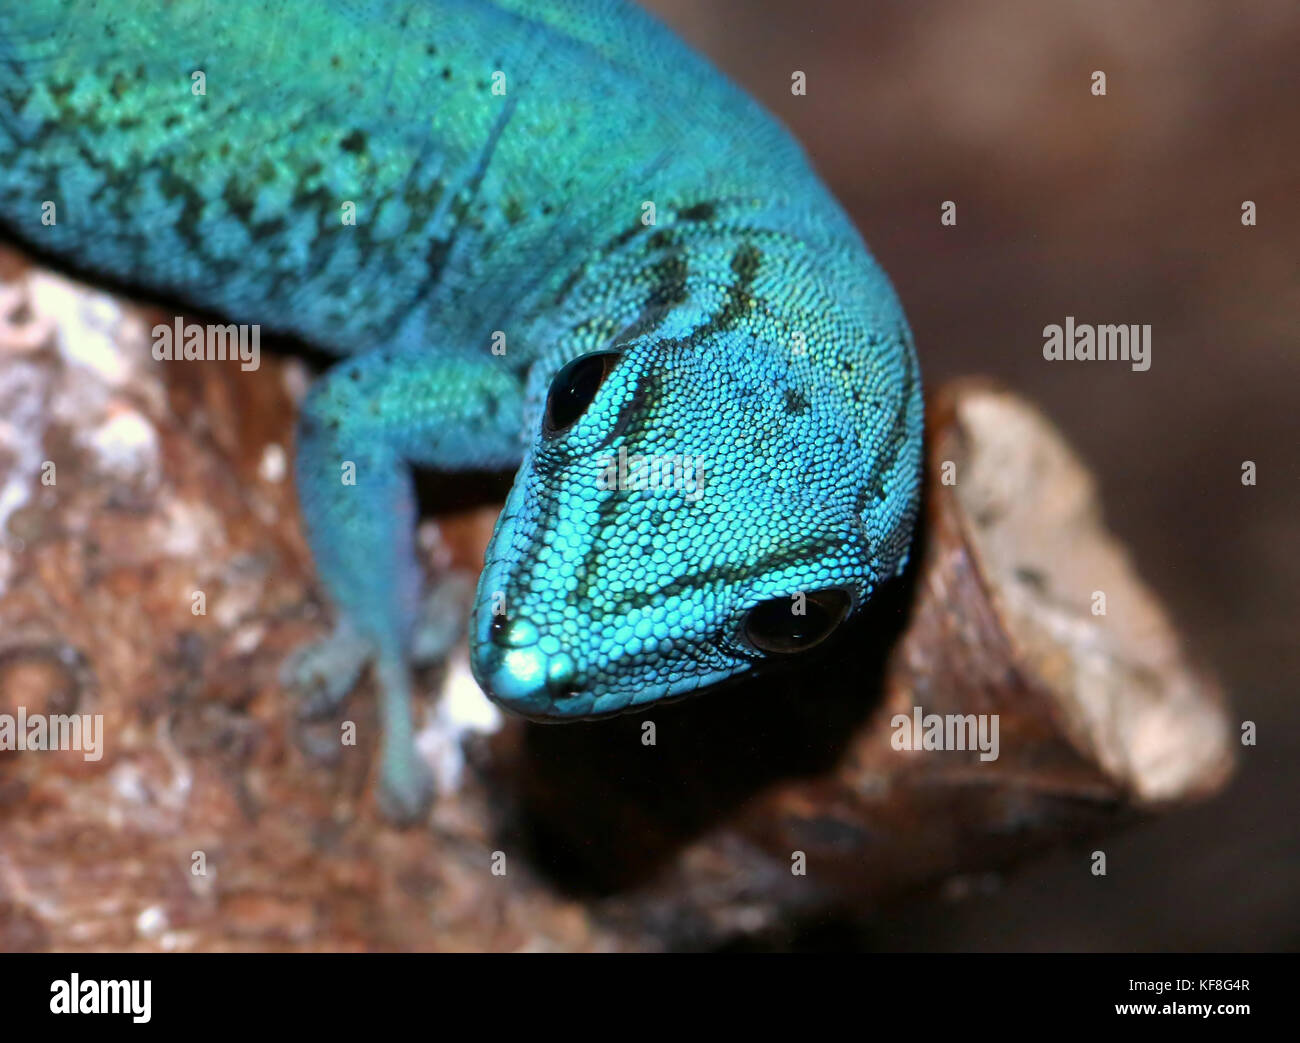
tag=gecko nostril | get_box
[489,616,540,649]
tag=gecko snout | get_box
[472,613,580,716]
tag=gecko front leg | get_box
[289,345,524,823]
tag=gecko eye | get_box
[543,352,619,436]
[743,589,852,654]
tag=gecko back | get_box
[1,0,827,357]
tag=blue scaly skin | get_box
[0,0,922,821]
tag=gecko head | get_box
[470,325,920,719]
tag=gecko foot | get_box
[375,650,436,824]
[409,571,475,667]
[377,759,436,825]
[282,572,469,825]
[281,623,373,719]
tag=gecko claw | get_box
[377,754,436,825]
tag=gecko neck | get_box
[544,198,860,369]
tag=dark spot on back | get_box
[679,201,717,222]
[503,197,526,225]
[426,235,453,276]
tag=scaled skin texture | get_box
[0,0,922,819]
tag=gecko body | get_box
[0,0,922,819]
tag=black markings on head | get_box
[643,254,689,309]
[658,241,763,352]
[613,537,845,617]
[589,372,645,455]
[872,348,918,487]
[603,222,644,253]
[869,469,888,503]
[730,242,762,282]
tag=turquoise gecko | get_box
[0,0,922,821]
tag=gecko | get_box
[0,0,923,822]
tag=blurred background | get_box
[646,0,1298,950]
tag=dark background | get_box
[647,0,1298,951]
